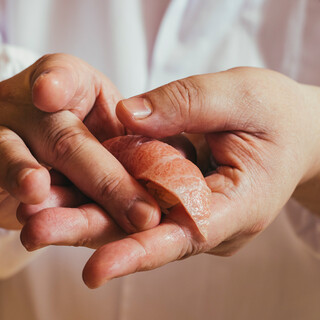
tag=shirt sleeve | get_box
[0,44,42,279]
[286,198,320,259]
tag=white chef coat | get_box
[0,1,320,319]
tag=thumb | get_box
[116,68,266,138]
[30,54,122,122]
[30,54,79,113]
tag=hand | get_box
[19,67,320,288]
[0,53,160,231]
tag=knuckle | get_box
[36,54,52,65]
[34,53,69,67]
[230,67,262,108]
[31,53,73,83]
[227,67,266,131]
[164,217,204,259]
[178,241,197,260]
[73,207,91,248]
[95,172,126,204]
[239,80,258,107]
[30,54,54,81]
[44,119,88,166]
[161,78,202,126]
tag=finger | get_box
[82,216,191,289]
[0,126,50,204]
[81,189,261,289]
[20,203,125,251]
[30,54,115,116]
[16,185,89,224]
[116,68,279,138]
[30,53,124,139]
[40,112,161,233]
[6,104,160,233]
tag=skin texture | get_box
[19,66,320,289]
[0,54,161,232]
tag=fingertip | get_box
[20,220,43,251]
[82,268,101,289]
[127,200,161,232]
[17,167,50,204]
[82,243,130,288]
[20,207,63,251]
[32,68,76,112]
[83,238,146,288]
[82,253,107,289]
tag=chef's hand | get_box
[19,67,320,288]
[0,53,160,231]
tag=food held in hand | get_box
[103,135,211,237]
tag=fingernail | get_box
[121,97,152,119]
[127,200,155,231]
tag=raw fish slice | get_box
[103,135,211,237]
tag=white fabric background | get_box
[0,0,320,319]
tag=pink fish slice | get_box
[103,135,211,238]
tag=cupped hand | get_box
[19,67,320,288]
[0,53,160,231]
